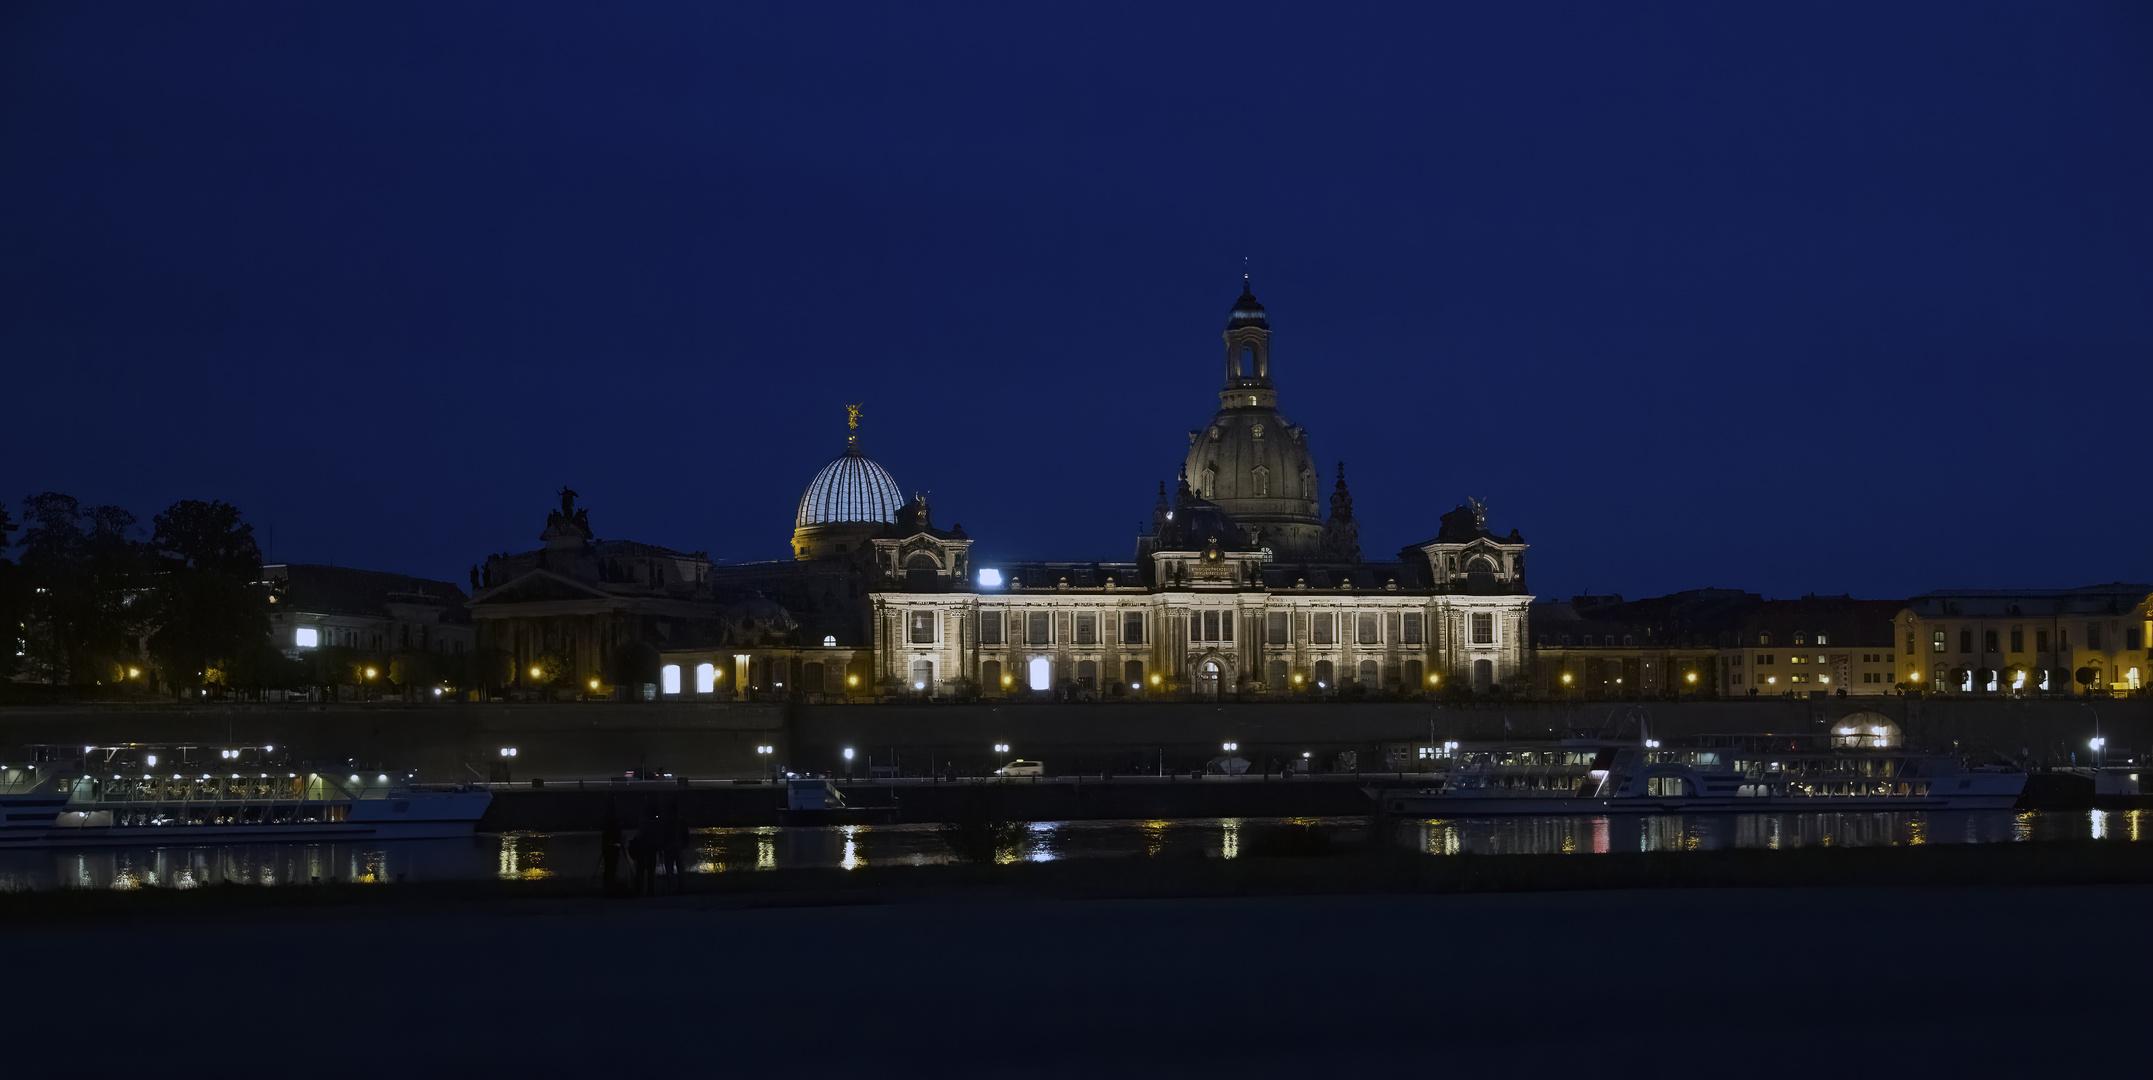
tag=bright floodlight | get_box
[977,568,1003,587]
[843,748,854,760]
[294,628,318,648]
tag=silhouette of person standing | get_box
[629,808,659,896]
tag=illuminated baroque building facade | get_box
[651,284,1536,701]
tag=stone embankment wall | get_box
[0,696,2142,784]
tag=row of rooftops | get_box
[1533,584,2153,651]
[990,560,1441,593]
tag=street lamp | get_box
[499,747,517,758]
[994,743,1010,771]
[756,744,774,780]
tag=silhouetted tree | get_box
[146,499,269,697]
[18,493,148,686]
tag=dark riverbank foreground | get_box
[2,876,2146,1075]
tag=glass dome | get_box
[796,446,903,528]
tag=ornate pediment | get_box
[472,569,613,606]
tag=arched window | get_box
[1076,660,1097,690]
[693,663,715,694]
[1466,555,1497,574]
[1124,660,1143,689]
[982,659,1003,692]
[910,659,934,693]
[1759,633,1773,646]
[1404,659,1424,688]
[1472,658,1495,691]
[1251,465,1269,497]
[1028,656,1052,691]
[1313,659,1334,688]
[1267,659,1289,687]
[1238,345,1256,375]
[1200,467,1216,499]
[1358,660,1379,689]
[823,634,836,647]
[1794,632,1807,645]
[660,664,681,695]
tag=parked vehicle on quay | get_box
[1368,732,2026,815]
[0,744,491,848]
[993,760,1045,777]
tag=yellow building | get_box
[1898,585,2152,696]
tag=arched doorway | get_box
[1471,658,1494,692]
[1028,656,1052,693]
[1830,712,1901,749]
[1197,660,1221,700]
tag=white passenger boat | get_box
[0,743,491,848]
[1369,733,2025,816]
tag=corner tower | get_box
[1180,282,1323,559]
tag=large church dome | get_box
[1178,283,1324,558]
[796,444,903,528]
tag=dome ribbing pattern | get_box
[796,446,903,528]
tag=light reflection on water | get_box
[1,810,2147,891]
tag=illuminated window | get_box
[660,665,681,695]
[1933,630,1946,653]
[1794,632,1806,645]
[1028,656,1051,691]
[1816,634,1828,645]
[823,635,837,648]
[294,628,318,649]
[693,663,715,694]
[911,659,934,693]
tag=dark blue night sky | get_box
[4,1,2147,599]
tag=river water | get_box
[2,809,2146,891]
